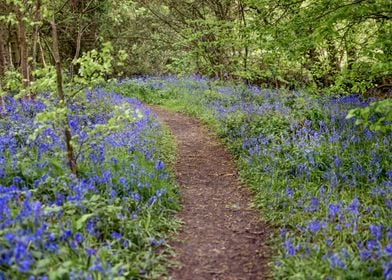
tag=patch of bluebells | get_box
[0,89,177,278]
[128,76,391,278]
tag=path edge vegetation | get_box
[0,0,390,278]
[111,78,391,279]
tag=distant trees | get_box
[0,0,390,94]
[128,0,391,93]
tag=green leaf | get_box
[76,213,96,230]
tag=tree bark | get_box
[32,0,42,72]
[70,27,84,77]
[0,27,6,77]
[0,24,8,112]
[239,1,248,81]
[16,8,30,97]
[38,37,47,67]
[50,17,78,176]
[8,42,13,67]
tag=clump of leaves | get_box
[347,99,392,133]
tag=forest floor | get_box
[150,106,271,280]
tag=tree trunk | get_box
[239,1,248,80]
[32,0,42,72]
[50,17,78,176]
[0,25,8,112]
[0,27,6,76]
[8,42,13,67]
[16,8,30,98]
[70,28,83,77]
[38,37,47,67]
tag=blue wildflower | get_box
[383,261,392,279]
[280,226,287,237]
[154,160,165,171]
[333,156,342,169]
[308,219,322,234]
[132,193,141,201]
[348,197,360,215]
[369,224,383,241]
[85,247,97,256]
[118,266,123,276]
[385,244,392,257]
[89,257,105,273]
[329,253,345,269]
[18,258,33,273]
[309,197,319,211]
[366,240,380,251]
[325,238,333,247]
[328,203,340,218]
[283,238,296,256]
[111,232,122,239]
[74,232,84,243]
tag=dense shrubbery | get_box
[118,76,392,279]
[0,89,178,279]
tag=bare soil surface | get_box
[150,106,271,280]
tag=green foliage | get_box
[2,0,390,93]
[108,0,391,93]
[0,88,179,278]
[0,68,22,95]
[347,99,392,133]
[73,42,127,88]
[119,77,391,279]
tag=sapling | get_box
[29,17,128,175]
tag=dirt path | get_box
[150,107,270,280]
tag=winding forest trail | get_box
[150,106,271,280]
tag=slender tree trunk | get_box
[50,17,78,176]
[16,9,30,98]
[38,38,47,67]
[239,1,248,80]
[0,25,8,112]
[8,42,13,67]
[32,0,42,72]
[0,28,6,75]
[70,28,83,77]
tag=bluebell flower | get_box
[309,197,319,211]
[333,156,342,169]
[366,240,380,251]
[74,232,84,243]
[154,160,165,171]
[283,238,296,256]
[383,261,392,279]
[348,197,360,216]
[386,198,391,209]
[85,247,96,256]
[329,253,345,269]
[328,203,340,218]
[369,224,383,241]
[18,257,33,273]
[325,238,333,247]
[280,226,287,237]
[111,232,122,239]
[117,266,123,276]
[89,257,105,273]
[341,248,350,259]
[132,193,141,201]
[384,244,392,257]
[308,219,322,234]
[387,228,392,239]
